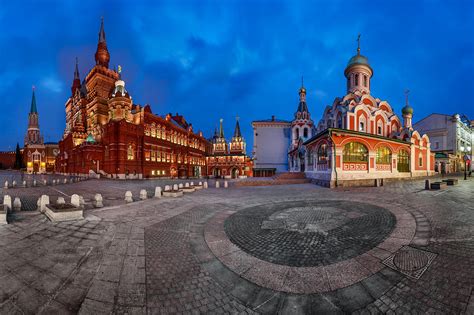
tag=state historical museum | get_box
[57,19,211,179]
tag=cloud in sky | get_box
[0,0,473,150]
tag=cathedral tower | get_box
[95,17,110,68]
[229,117,246,154]
[291,78,313,147]
[344,34,373,94]
[25,87,43,146]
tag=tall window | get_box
[337,114,343,128]
[354,74,359,86]
[343,142,368,163]
[295,128,299,140]
[359,121,365,132]
[376,146,391,164]
[397,150,410,172]
[307,150,313,166]
[318,144,328,163]
[127,144,134,160]
[363,75,368,87]
[303,128,308,138]
[418,153,423,167]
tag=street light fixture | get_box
[460,145,471,180]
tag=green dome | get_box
[402,105,413,115]
[347,53,370,67]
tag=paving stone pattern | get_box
[0,175,472,314]
[224,200,396,267]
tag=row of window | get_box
[347,73,369,89]
[145,125,204,150]
[151,170,166,176]
[144,150,205,165]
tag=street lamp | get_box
[460,145,471,180]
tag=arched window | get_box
[359,116,366,132]
[397,150,410,172]
[363,75,368,87]
[295,128,299,140]
[127,144,134,160]
[418,153,423,167]
[303,128,308,138]
[377,120,383,136]
[318,144,328,163]
[376,146,391,164]
[354,74,359,86]
[343,142,368,162]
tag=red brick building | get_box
[206,118,253,178]
[57,19,208,179]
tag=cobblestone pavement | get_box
[0,177,473,314]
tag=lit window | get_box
[127,144,134,160]
[363,75,367,87]
[318,144,328,163]
[376,146,391,164]
[377,126,382,135]
[359,121,365,132]
[419,154,423,167]
[343,142,368,163]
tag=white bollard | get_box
[94,194,103,208]
[198,181,202,186]
[12,181,17,188]
[43,180,47,185]
[71,194,81,207]
[3,195,12,212]
[216,181,220,188]
[185,183,190,188]
[190,182,194,186]
[22,181,27,187]
[203,182,208,189]
[56,197,66,205]
[139,189,148,200]
[39,195,49,213]
[33,180,37,187]
[173,184,179,191]
[224,181,228,188]
[4,181,8,189]
[125,191,133,203]
[178,183,184,189]
[164,185,171,192]
[13,197,21,211]
[154,187,162,198]
[64,178,68,184]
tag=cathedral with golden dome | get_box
[256,35,434,186]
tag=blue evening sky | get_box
[0,0,473,151]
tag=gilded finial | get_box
[118,65,122,74]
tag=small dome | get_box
[402,105,413,115]
[347,53,370,68]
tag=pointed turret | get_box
[233,118,242,138]
[71,57,81,95]
[25,87,43,146]
[95,17,110,68]
[296,77,309,114]
[30,87,37,114]
[230,116,246,154]
[219,118,224,138]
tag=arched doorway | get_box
[231,167,239,179]
[212,168,221,178]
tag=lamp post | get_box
[460,145,471,180]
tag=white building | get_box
[414,113,473,172]
[251,116,291,176]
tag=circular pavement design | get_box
[224,200,396,267]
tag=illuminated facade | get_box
[24,88,58,173]
[295,37,434,186]
[57,19,208,178]
[206,118,252,178]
